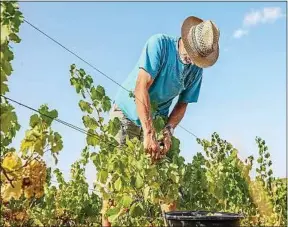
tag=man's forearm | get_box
[135,88,154,134]
[167,102,188,129]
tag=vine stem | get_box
[75,71,106,130]
[0,166,15,188]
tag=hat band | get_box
[191,26,209,57]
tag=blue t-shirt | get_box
[114,34,203,126]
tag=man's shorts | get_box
[109,103,143,145]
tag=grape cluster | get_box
[22,159,47,199]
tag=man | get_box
[102,15,220,226]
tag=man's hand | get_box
[135,68,162,161]
[161,127,172,156]
[143,131,161,160]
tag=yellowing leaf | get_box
[121,195,133,207]
[135,174,144,189]
[20,139,34,155]
[1,179,22,202]
[1,25,10,45]
[144,186,150,201]
[114,177,122,192]
[170,171,180,183]
[2,152,22,171]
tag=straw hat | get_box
[181,16,220,68]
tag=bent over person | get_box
[102,15,220,226]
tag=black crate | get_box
[164,210,244,227]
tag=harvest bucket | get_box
[164,210,244,227]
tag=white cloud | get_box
[233,6,285,39]
[244,7,285,26]
[233,29,248,39]
[243,10,262,26]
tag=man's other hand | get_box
[161,127,172,156]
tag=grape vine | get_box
[1,2,286,227]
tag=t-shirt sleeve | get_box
[178,69,203,103]
[138,34,163,79]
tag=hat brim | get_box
[181,16,219,68]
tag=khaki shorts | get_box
[109,103,143,145]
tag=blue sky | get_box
[9,2,286,185]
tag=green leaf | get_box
[3,48,14,61]
[170,163,178,169]
[153,116,165,133]
[1,82,9,95]
[1,69,7,81]
[9,33,21,43]
[70,64,76,70]
[82,115,99,130]
[264,152,270,158]
[107,117,121,136]
[129,91,135,98]
[84,75,93,88]
[108,214,119,223]
[75,84,81,93]
[129,202,144,218]
[98,170,108,184]
[70,77,77,84]
[30,114,40,127]
[99,117,104,124]
[91,85,105,101]
[121,195,133,207]
[86,129,99,146]
[170,171,180,183]
[2,60,12,76]
[102,96,111,112]
[0,104,17,133]
[169,137,181,155]
[135,160,143,171]
[114,177,123,191]
[151,100,158,114]
[38,105,58,123]
[50,132,63,153]
[260,165,266,171]
[34,139,44,155]
[6,3,16,14]
[79,100,93,114]
[107,207,121,223]
[135,174,144,189]
[78,68,86,77]
[108,160,115,172]
[114,160,125,175]
[147,167,158,179]
[257,157,263,164]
